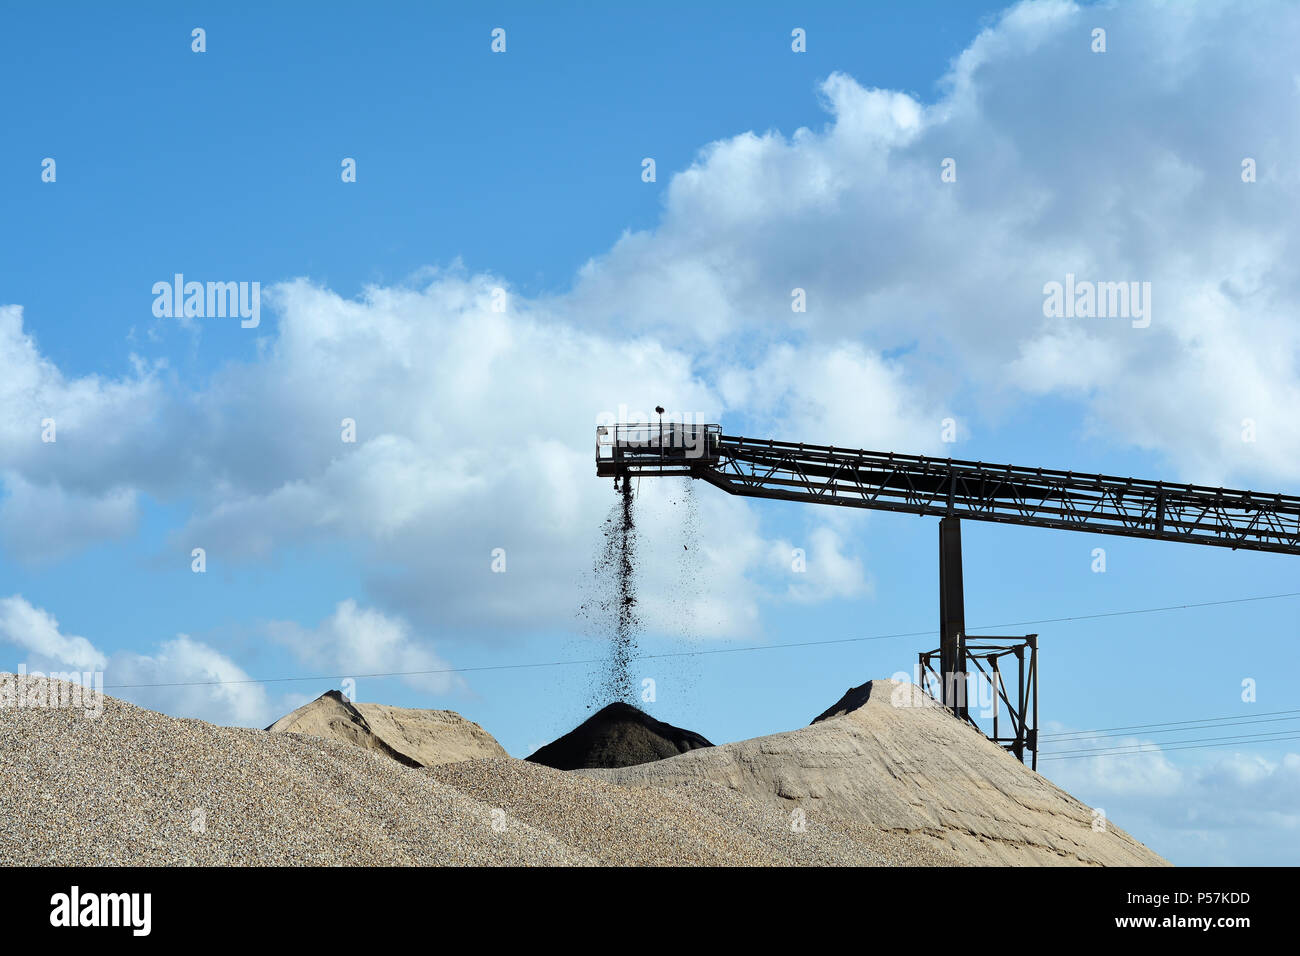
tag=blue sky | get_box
[3,0,1300,865]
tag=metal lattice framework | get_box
[698,435,1300,555]
[920,636,1039,769]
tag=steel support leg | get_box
[1029,633,1039,771]
[939,516,967,719]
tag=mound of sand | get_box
[0,675,955,866]
[267,690,506,767]
[588,680,1168,866]
[526,701,713,770]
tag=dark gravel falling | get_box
[577,473,642,706]
[609,474,640,702]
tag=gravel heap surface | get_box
[0,675,957,866]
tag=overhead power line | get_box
[78,583,1300,762]
[1040,729,1300,761]
[1043,726,1300,756]
[102,588,1300,690]
[1038,709,1300,742]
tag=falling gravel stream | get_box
[577,473,641,705]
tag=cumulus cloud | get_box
[768,525,871,604]
[0,595,107,671]
[4,0,1300,640]
[0,474,138,563]
[266,599,460,696]
[0,594,273,726]
[160,273,930,639]
[110,636,275,728]
[717,343,944,451]
[1044,726,1300,865]
[0,593,461,726]
[567,0,1300,484]
[0,305,168,494]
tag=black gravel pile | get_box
[526,702,714,771]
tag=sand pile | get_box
[0,675,955,866]
[526,702,713,770]
[589,679,1169,866]
[267,690,506,767]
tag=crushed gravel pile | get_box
[526,701,713,770]
[0,675,955,866]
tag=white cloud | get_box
[769,525,871,604]
[0,594,274,726]
[4,0,1300,641]
[0,305,166,492]
[0,473,138,563]
[1044,725,1300,865]
[110,635,275,728]
[160,274,926,639]
[566,0,1300,485]
[717,343,944,451]
[0,595,107,671]
[267,599,459,696]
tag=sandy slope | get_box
[587,680,1168,866]
[267,690,507,767]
